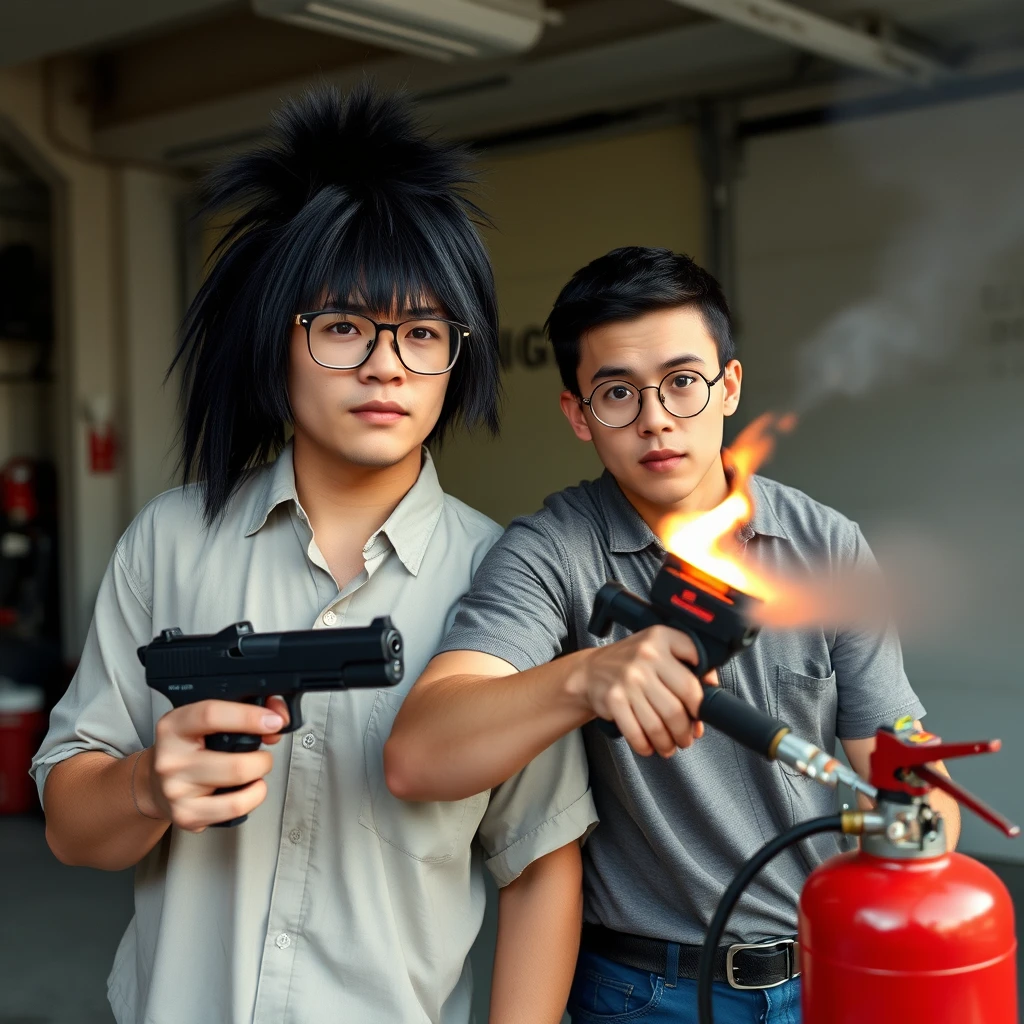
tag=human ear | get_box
[722,359,742,418]
[560,390,593,442]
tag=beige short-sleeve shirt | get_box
[31,445,597,1024]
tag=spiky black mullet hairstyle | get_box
[172,81,501,522]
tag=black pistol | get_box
[138,616,403,826]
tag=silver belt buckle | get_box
[725,938,800,991]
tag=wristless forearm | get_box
[43,749,169,871]
[489,844,583,1024]
[387,654,595,802]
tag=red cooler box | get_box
[0,680,46,813]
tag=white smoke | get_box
[768,102,1024,652]
[794,150,1024,410]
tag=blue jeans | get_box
[567,948,801,1024]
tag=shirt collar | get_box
[245,442,446,576]
[742,475,790,542]
[366,449,445,576]
[598,468,791,554]
[246,441,300,538]
[598,471,660,554]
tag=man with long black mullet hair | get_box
[32,84,596,1024]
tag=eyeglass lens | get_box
[590,370,712,427]
[306,312,460,374]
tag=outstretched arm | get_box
[386,650,590,802]
[387,517,708,803]
[385,625,707,803]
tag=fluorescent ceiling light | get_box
[666,0,947,84]
[253,0,553,62]
[305,3,481,57]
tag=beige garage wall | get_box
[433,123,705,524]
[118,168,187,517]
[0,60,121,655]
[0,60,187,655]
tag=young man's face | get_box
[288,302,452,468]
[560,305,742,513]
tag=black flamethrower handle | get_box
[697,685,788,762]
[587,583,787,760]
[588,581,712,675]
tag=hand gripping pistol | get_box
[138,617,403,825]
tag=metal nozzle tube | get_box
[774,732,878,801]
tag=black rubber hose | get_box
[697,815,844,1024]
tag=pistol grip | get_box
[205,732,263,754]
[205,732,262,828]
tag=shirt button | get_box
[301,732,316,749]
[275,933,291,950]
[289,829,302,844]
[322,609,337,626]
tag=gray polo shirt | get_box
[31,444,597,1024]
[438,470,925,945]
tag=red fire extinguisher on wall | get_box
[699,716,1018,1024]
[83,394,116,474]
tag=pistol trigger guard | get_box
[279,693,304,734]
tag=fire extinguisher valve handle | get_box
[912,764,1021,838]
[870,724,1020,838]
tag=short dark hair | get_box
[545,246,735,396]
[172,82,500,522]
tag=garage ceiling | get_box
[0,0,239,69]
[6,0,1023,72]
[3,0,1024,166]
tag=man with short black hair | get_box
[388,246,959,1023]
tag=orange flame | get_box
[660,412,797,600]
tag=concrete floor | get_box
[2,813,1022,1023]
[0,815,134,1024]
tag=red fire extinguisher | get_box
[83,395,116,474]
[698,716,1018,1024]
[799,718,1018,1023]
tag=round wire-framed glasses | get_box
[581,366,726,428]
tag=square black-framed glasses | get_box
[294,309,470,375]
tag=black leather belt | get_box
[581,923,800,991]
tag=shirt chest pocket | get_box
[773,665,838,778]
[359,690,488,864]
